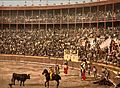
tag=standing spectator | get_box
[93,66,97,79]
[104,68,110,80]
[87,64,91,75]
[101,66,105,77]
[64,62,68,74]
[55,64,60,75]
[81,65,86,80]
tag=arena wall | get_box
[0,54,119,77]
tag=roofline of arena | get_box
[0,0,120,10]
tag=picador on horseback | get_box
[42,66,61,88]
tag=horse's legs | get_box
[47,81,49,88]
[56,80,59,88]
[45,81,49,88]
[45,81,47,87]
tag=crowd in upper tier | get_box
[0,9,120,24]
[0,27,120,66]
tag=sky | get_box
[0,0,97,6]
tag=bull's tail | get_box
[11,73,14,82]
[11,73,16,85]
[11,78,15,83]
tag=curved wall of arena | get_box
[0,0,120,30]
[0,54,119,79]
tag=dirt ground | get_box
[0,60,115,88]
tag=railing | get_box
[0,54,119,74]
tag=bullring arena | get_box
[0,54,120,88]
[0,55,101,88]
[0,0,120,88]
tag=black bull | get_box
[11,73,30,86]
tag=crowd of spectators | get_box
[0,9,120,24]
[0,27,119,67]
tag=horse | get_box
[42,69,61,88]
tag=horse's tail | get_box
[55,74,61,80]
[58,75,61,80]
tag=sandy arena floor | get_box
[0,60,114,88]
